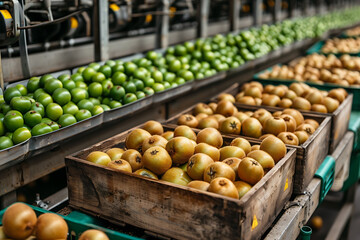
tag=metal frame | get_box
[196,0,209,38]
[93,0,109,62]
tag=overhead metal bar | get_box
[196,0,209,38]
[253,0,262,26]
[229,0,240,31]
[93,0,109,62]
[155,0,169,49]
[273,0,282,23]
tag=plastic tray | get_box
[152,82,192,104]
[103,95,153,122]
[315,155,335,204]
[0,204,141,240]
[28,113,103,155]
[306,40,360,57]
[254,67,360,110]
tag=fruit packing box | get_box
[0,203,141,240]
[229,79,353,153]
[165,103,331,194]
[65,123,296,240]
[253,62,360,110]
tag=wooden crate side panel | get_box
[66,158,243,240]
[330,94,353,153]
[293,117,331,194]
[241,149,296,240]
[331,131,354,176]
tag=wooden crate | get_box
[66,124,296,240]
[233,95,353,153]
[166,105,331,194]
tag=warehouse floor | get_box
[348,184,360,239]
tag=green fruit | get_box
[10,97,32,113]
[15,84,27,96]
[27,77,40,93]
[102,80,113,97]
[0,136,13,150]
[152,70,163,83]
[100,104,111,111]
[110,86,126,101]
[88,98,101,106]
[58,114,77,127]
[109,100,122,109]
[62,102,79,115]
[133,68,149,81]
[5,132,13,139]
[171,82,179,88]
[163,82,171,89]
[63,80,76,91]
[0,120,4,136]
[136,91,146,99]
[143,87,155,96]
[144,78,155,87]
[164,72,176,83]
[88,82,103,98]
[71,73,84,82]
[112,72,127,85]
[0,95,4,104]
[105,60,116,67]
[36,93,53,107]
[88,62,101,71]
[175,77,186,85]
[123,93,137,104]
[33,89,46,99]
[44,79,63,94]
[102,97,111,105]
[152,83,165,92]
[39,74,54,87]
[12,127,31,145]
[24,110,42,128]
[75,81,88,89]
[41,118,52,124]
[123,82,137,93]
[112,64,125,73]
[4,112,24,132]
[82,67,97,82]
[31,102,45,117]
[31,123,53,136]
[184,41,195,53]
[71,88,88,103]
[92,72,106,83]
[48,121,60,131]
[0,103,10,114]
[88,63,100,71]
[58,74,71,82]
[180,70,194,82]
[75,109,92,121]
[46,103,63,121]
[132,79,144,91]
[52,88,71,106]
[77,99,94,111]
[124,62,137,75]
[175,45,187,56]
[146,51,158,61]
[98,65,112,78]
[169,59,182,72]
[4,87,22,104]
[91,105,104,115]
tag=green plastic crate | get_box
[306,40,360,57]
[0,203,142,240]
[348,111,360,151]
[315,156,336,204]
[254,68,360,110]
